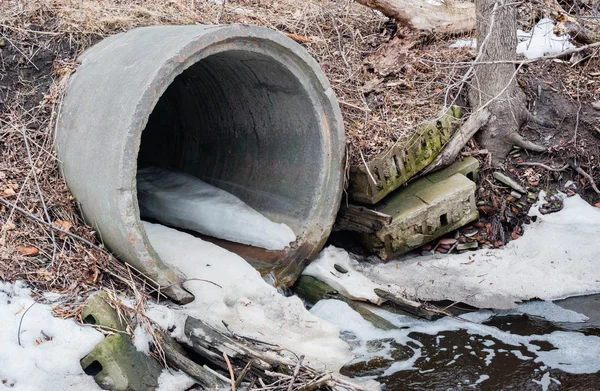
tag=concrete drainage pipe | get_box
[56,25,345,303]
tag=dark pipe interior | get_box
[138,50,324,232]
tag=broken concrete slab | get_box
[337,158,480,260]
[348,107,459,204]
[81,292,126,331]
[363,173,478,260]
[81,334,162,391]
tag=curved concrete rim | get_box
[57,25,345,303]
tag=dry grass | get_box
[0,0,472,301]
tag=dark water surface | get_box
[315,295,600,391]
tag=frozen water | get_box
[137,166,296,251]
[515,301,589,323]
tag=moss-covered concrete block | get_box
[349,107,460,205]
[81,292,126,331]
[81,334,162,391]
[362,172,478,260]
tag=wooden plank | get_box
[335,205,392,233]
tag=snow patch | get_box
[303,246,383,304]
[517,18,575,59]
[137,167,296,251]
[357,194,600,309]
[133,324,152,355]
[0,282,104,390]
[143,222,353,372]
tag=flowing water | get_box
[310,295,600,391]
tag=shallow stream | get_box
[310,295,600,390]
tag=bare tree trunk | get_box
[469,0,544,165]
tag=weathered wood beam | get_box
[335,205,392,233]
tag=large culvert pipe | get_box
[56,25,345,303]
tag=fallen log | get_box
[183,316,294,381]
[355,0,476,35]
[541,0,600,45]
[155,331,229,388]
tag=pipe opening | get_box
[137,50,324,243]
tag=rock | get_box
[510,191,522,199]
[493,172,526,194]
[439,238,457,245]
[457,242,478,251]
[334,264,348,274]
[592,101,600,111]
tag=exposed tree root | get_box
[569,160,600,194]
[419,108,491,176]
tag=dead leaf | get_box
[17,246,39,256]
[595,202,600,208]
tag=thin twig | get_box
[517,162,569,171]
[287,355,304,391]
[0,194,101,250]
[20,125,57,266]
[570,160,600,194]
[17,302,36,347]
[223,352,236,391]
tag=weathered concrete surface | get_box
[80,293,162,391]
[361,157,479,260]
[81,292,125,331]
[81,334,162,391]
[56,25,345,299]
[348,106,460,205]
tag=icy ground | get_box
[137,167,296,251]
[306,192,600,309]
[0,282,193,391]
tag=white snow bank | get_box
[517,18,575,59]
[355,193,600,309]
[143,221,353,372]
[0,281,104,390]
[311,299,600,377]
[303,246,383,305]
[137,167,296,251]
[0,281,211,391]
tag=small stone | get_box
[510,191,522,199]
[457,242,478,251]
[592,101,600,111]
[493,172,526,194]
[439,238,457,245]
[477,200,486,206]
[334,264,348,274]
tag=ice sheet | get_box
[137,166,296,251]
